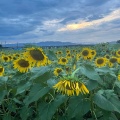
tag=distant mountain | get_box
[2,41,77,48]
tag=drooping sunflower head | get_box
[116,49,120,57]
[13,58,31,73]
[0,66,4,76]
[58,57,68,65]
[24,47,48,67]
[95,57,107,67]
[53,68,63,76]
[53,78,89,96]
[81,48,92,60]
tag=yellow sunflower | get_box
[108,57,118,67]
[24,47,48,67]
[116,49,120,57]
[53,68,63,76]
[0,66,4,76]
[13,58,31,73]
[91,49,96,58]
[81,48,92,60]
[2,55,10,62]
[66,49,70,54]
[53,80,89,96]
[58,57,68,65]
[118,74,120,81]
[95,57,107,67]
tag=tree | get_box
[117,40,120,43]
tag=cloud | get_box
[58,8,120,31]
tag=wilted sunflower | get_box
[54,68,63,76]
[95,57,107,67]
[0,66,4,76]
[81,48,92,60]
[58,57,68,65]
[116,49,120,57]
[53,79,89,96]
[24,48,48,67]
[13,59,31,73]
[2,55,10,62]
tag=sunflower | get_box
[91,49,96,58]
[104,54,110,59]
[53,79,89,96]
[95,57,107,67]
[81,48,92,60]
[118,74,120,81]
[66,53,71,59]
[0,66,4,76]
[58,57,68,65]
[108,57,118,67]
[66,49,70,54]
[54,68,63,76]
[24,47,48,67]
[2,55,10,62]
[13,59,31,73]
[116,49,120,57]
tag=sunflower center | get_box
[18,59,29,67]
[4,57,8,61]
[30,50,44,61]
[62,58,66,62]
[91,51,95,55]
[97,58,104,64]
[57,69,62,73]
[82,50,89,56]
[118,51,120,55]
[106,55,110,59]
[110,58,117,63]
[0,68,3,72]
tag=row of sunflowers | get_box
[0,43,120,119]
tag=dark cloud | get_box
[0,0,120,43]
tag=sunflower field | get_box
[0,43,120,120]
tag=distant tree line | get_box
[117,40,120,43]
[0,44,2,48]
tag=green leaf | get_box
[20,106,29,120]
[94,90,120,113]
[79,64,103,84]
[67,96,90,118]
[47,50,57,60]
[24,84,50,105]
[86,80,98,91]
[16,81,31,95]
[38,95,67,120]
[0,90,7,102]
[30,66,51,82]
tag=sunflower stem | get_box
[71,68,80,78]
[90,92,98,120]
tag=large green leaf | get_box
[24,84,50,105]
[79,64,103,84]
[0,90,7,102]
[29,66,51,82]
[94,90,120,113]
[16,81,31,95]
[47,50,57,60]
[67,96,90,118]
[38,95,67,120]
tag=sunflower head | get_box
[53,77,89,96]
[0,66,4,76]
[24,48,48,67]
[116,49,120,57]
[54,68,63,76]
[95,57,107,67]
[109,57,118,63]
[81,48,92,60]
[58,57,68,65]
[2,55,10,62]
[13,58,31,73]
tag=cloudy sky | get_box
[0,0,120,44]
